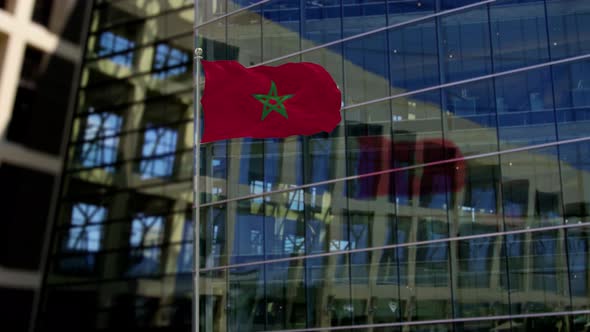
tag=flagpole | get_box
[193,46,203,332]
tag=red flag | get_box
[200,60,342,143]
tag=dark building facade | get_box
[0,1,92,332]
[37,0,590,331]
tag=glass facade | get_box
[37,0,590,331]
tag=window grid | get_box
[139,126,178,179]
[79,111,122,170]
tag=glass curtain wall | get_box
[37,0,590,332]
[195,0,590,331]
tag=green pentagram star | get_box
[252,81,294,120]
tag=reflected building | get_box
[37,0,590,332]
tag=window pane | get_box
[127,214,164,276]
[346,101,392,200]
[391,91,445,208]
[495,68,556,150]
[344,31,390,105]
[490,0,549,72]
[265,262,306,329]
[200,270,227,332]
[567,227,590,310]
[454,234,510,319]
[440,6,492,82]
[387,0,435,25]
[60,203,107,273]
[96,32,136,67]
[302,46,344,90]
[401,241,452,321]
[389,19,439,93]
[501,147,563,230]
[77,112,122,170]
[453,156,502,236]
[441,0,488,10]
[198,0,226,23]
[547,0,590,60]
[302,0,342,47]
[227,265,265,330]
[443,78,498,156]
[152,44,190,79]
[553,59,590,140]
[66,203,106,252]
[262,0,301,61]
[560,141,590,224]
[503,230,570,315]
[227,6,262,66]
[139,126,178,179]
[343,0,387,37]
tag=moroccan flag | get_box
[200,60,342,143]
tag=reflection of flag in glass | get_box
[354,137,466,199]
[356,136,391,198]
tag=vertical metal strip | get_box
[193,1,203,326]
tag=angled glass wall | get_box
[38,0,590,332]
[195,0,590,331]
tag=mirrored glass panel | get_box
[439,6,492,82]
[40,0,590,331]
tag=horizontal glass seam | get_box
[250,0,496,67]
[340,52,590,111]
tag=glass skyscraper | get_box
[37,0,590,331]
